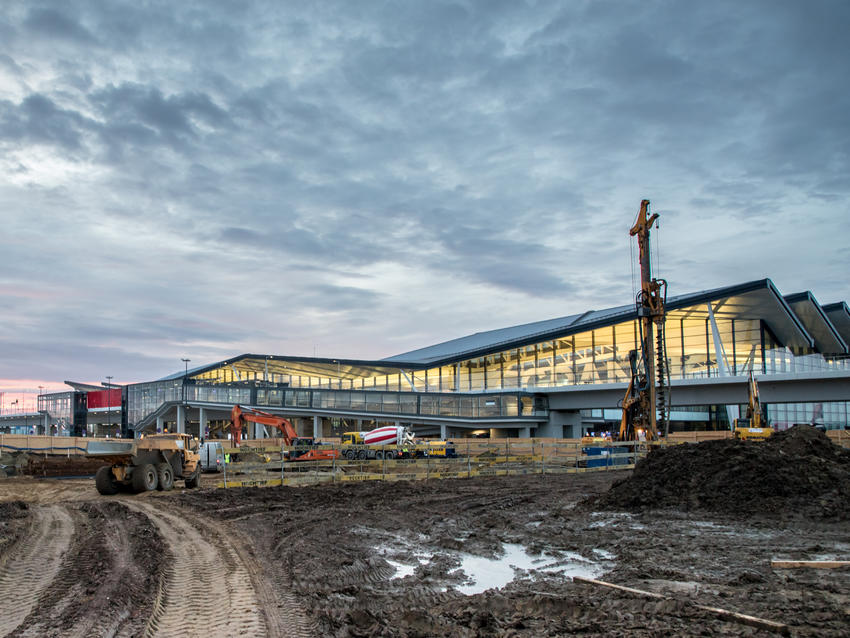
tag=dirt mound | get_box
[0,500,29,519]
[24,455,107,477]
[592,425,850,519]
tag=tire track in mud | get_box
[0,505,73,637]
[7,501,164,638]
[126,499,307,638]
[61,505,134,638]
[219,528,313,638]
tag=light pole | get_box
[181,359,191,436]
[181,359,191,401]
[38,386,44,435]
[11,400,19,434]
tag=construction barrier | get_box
[213,439,648,489]
[0,434,93,455]
[667,431,733,443]
[214,429,850,489]
[827,429,850,448]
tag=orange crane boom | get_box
[230,404,297,445]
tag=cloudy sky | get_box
[1,0,848,407]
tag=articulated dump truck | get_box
[87,433,201,495]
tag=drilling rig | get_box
[619,199,669,441]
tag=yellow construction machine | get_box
[733,372,773,440]
[87,433,201,494]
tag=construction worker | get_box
[224,452,231,465]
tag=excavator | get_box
[230,405,341,461]
[619,200,669,442]
[733,372,773,440]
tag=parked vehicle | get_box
[340,426,419,460]
[424,440,457,458]
[200,441,224,473]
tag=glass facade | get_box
[37,391,74,435]
[126,379,546,428]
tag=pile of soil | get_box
[24,455,107,477]
[593,425,850,519]
[0,451,29,477]
[0,501,30,561]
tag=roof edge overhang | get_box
[823,301,850,314]
[64,380,109,392]
[822,301,850,348]
[759,280,815,351]
[783,291,848,354]
[156,353,428,381]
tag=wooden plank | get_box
[574,577,790,636]
[771,560,850,569]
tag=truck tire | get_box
[357,449,368,460]
[132,463,158,493]
[95,466,119,495]
[156,462,174,491]
[344,449,356,461]
[185,466,201,489]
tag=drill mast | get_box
[620,199,668,440]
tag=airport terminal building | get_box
[18,279,850,440]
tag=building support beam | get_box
[400,370,417,391]
[541,410,582,438]
[199,407,207,442]
[176,405,185,434]
[707,303,738,428]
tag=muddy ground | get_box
[1,432,849,637]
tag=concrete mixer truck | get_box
[340,425,419,460]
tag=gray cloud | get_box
[24,7,97,44]
[0,93,94,150]
[0,0,848,391]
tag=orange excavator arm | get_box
[229,405,340,461]
[230,404,298,446]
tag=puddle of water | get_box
[588,512,645,530]
[457,544,606,595]
[385,559,418,579]
[377,540,612,595]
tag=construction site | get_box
[1,201,849,636]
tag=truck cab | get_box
[425,440,457,458]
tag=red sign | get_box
[87,389,121,409]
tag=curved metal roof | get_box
[382,279,815,366]
[157,279,836,378]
